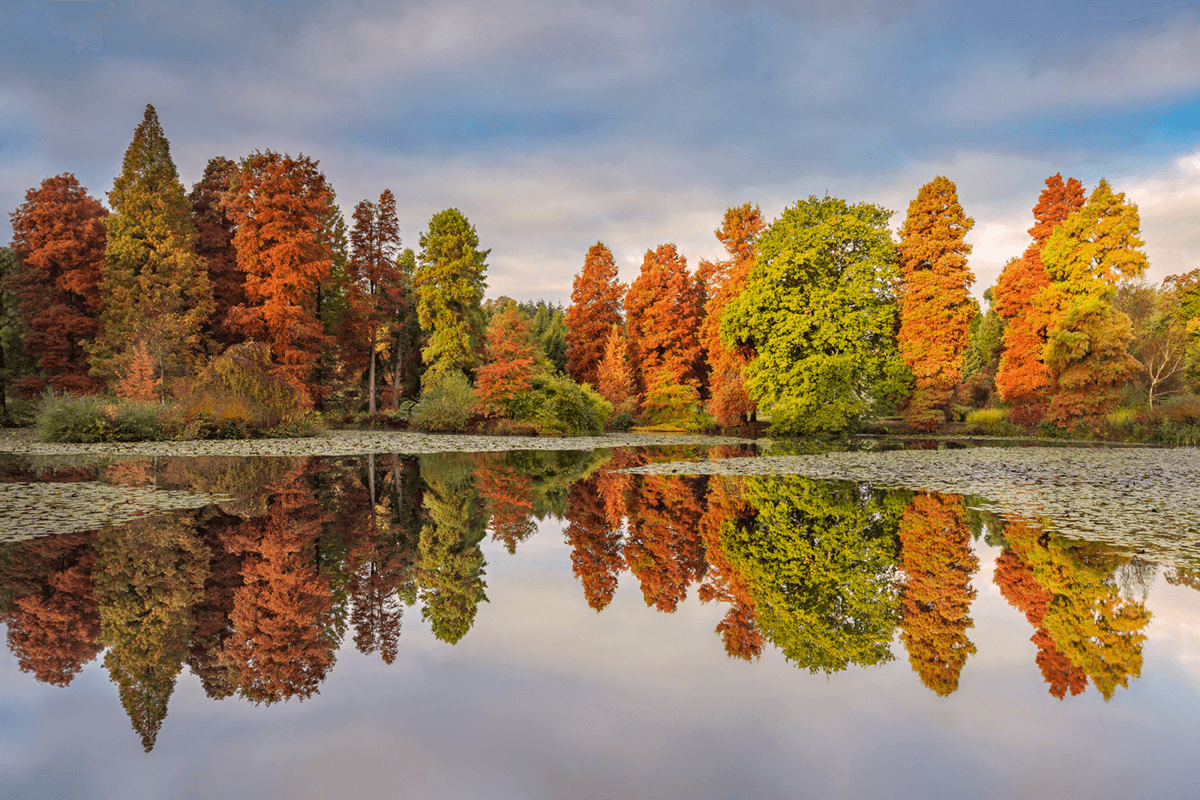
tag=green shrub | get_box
[961,407,1022,437]
[410,371,477,432]
[37,394,109,442]
[608,410,635,431]
[108,401,166,441]
[1154,419,1200,445]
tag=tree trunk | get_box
[368,330,377,415]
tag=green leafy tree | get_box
[721,196,906,435]
[721,476,905,673]
[415,209,489,386]
[1038,179,1148,427]
[91,104,214,388]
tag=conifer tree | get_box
[565,242,625,387]
[92,104,214,388]
[994,174,1086,407]
[475,301,537,417]
[897,176,975,431]
[6,174,107,395]
[224,150,336,400]
[415,208,489,386]
[189,156,245,351]
[1038,180,1148,427]
[624,244,703,398]
[697,204,763,426]
[595,323,636,415]
[346,189,403,413]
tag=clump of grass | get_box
[962,407,1021,437]
[965,408,1007,425]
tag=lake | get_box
[2,435,1199,800]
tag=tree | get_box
[224,150,336,401]
[595,324,636,415]
[722,196,907,436]
[91,104,214,388]
[115,340,159,402]
[0,249,38,419]
[189,156,245,351]
[6,174,107,395]
[526,301,568,374]
[563,471,627,611]
[346,189,404,413]
[994,174,1086,407]
[697,472,765,661]
[1116,280,1190,407]
[415,208,489,386]
[623,471,707,613]
[698,204,764,426]
[1038,179,1148,427]
[897,492,978,696]
[565,243,625,387]
[387,248,424,404]
[625,244,704,398]
[896,176,976,431]
[475,300,538,417]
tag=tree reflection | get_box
[896,492,979,696]
[697,470,764,662]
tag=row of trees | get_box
[1,451,1160,752]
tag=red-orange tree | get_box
[189,156,245,351]
[697,204,764,426]
[225,151,336,401]
[595,323,636,415]
[624,244,704,399]
[897,176,976,431]
[475,301,537,417]
[563,470,628,611]
[565,242,625,387]
[345,189,404,413]
[623,471,707,613]
[6,173,107,394]
[994,174,1086,407]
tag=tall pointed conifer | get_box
[415,208,489,386]
[346,189,403,413]
[897,176,975,431]
[624,244,703,398]
[565,242,625,387]
[92,104,213,386]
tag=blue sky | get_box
[2,0,1198,304]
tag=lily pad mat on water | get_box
[625,445,1200,567]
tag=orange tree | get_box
[625,243,704,404]
[565,242,625,388]
[896,176,975,431]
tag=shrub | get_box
[37,394,109,442]
[1008,403,1047,430]
[964,408,1007,426]
[108,401,166,441]
[962,407,1021,437]
[410,371,477,432]
[1160,395,1200,426]
[608,410,635,431]
[641,372,701,428]
[186,342,310,431]
[1155,420,1200,445]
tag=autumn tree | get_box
[722,196,907,435]
[623,471,707,613]
[565,242,625,387]
[697,204,764,426]
[189,155,245,351]
[595,324,636,416]
[475,301,538,417]
[6,173,107,395]
[1038,179,1148,427]
[388,248,424,403]
[897,492,979,696]
[896,177,976,431]
[224,150,336,401]
[1116,280,1190,407]
[115,340,159,402]
[563,470,627,611]
[625,244,704,402]
[475,456,538,554]
[697,473,765,661]
[345,189,404,413]
[994,174,1086,407]
[0,248,37,420]
[91,104,214,388]
[415,208,489,386]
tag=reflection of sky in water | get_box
[3,516,1200,800]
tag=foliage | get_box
[415,208,489,385]
[0,248,38,422]
[409,370,477,432]
[595,323,636,417]
[225,150,337,401]
[1039,179,1148,428]
[91,105,214,388]
[722,476,904,673]
[504,373,611,435]
[188,156,244,350]
[6,174,107,395]
[698,204,764,426]
[897,176,976,431]
[1116,280,1190,408]
[116,341,160,402]
[640,369,702,429]
[523,300,568,374]
[475,301,538,417]
[565,242,626,387]
[995,174,1086,405]
[187,341,311,431]
[721,195,907,436]
[625,243,704,397]
[37,394,111,442]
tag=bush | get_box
[37,394,109,442]
[608,410,635,431]
[1159,395,1200,425]
[962,407,1021,437]
[108,401,168,441]
[964,408,1007,426]
[1008,403,1047,430]
[410,371,477,432]
[186,342,310,431]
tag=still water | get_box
[2,445,1199,800]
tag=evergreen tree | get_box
[189,156,245,351]
[624,243,704,398]
[346,189,404,413]
[92,104,214,388]
[415,208,489,386]
[565,243,625,386]
[897,176,976,431]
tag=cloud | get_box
[1087,1,1187,22]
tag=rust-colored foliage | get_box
[896,492,978,696]
[344,189,405,413]
[624,244,704,398]
[697,204,764,426]
[6,173,107,395]
[475,457,537,554]
[115,340,159,402]
[595,324,636,414]
[225,151,336,401]
[623,469,707,613]
[189,156,246,350]
[563,469,628,611]
[994,174,1086,406]
[0,533,102,687]
[475,302,537,417]
[897,177,976,431]
[565,242,626,388]
[697,473,764,661]
[183,510,249,699]
[218,466,338,704]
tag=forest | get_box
[4,103,1200,441]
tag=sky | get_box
[2,0,1199,306]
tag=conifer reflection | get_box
[623,470,707,613]
[896,492,979,696]
[697,470,764,661]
